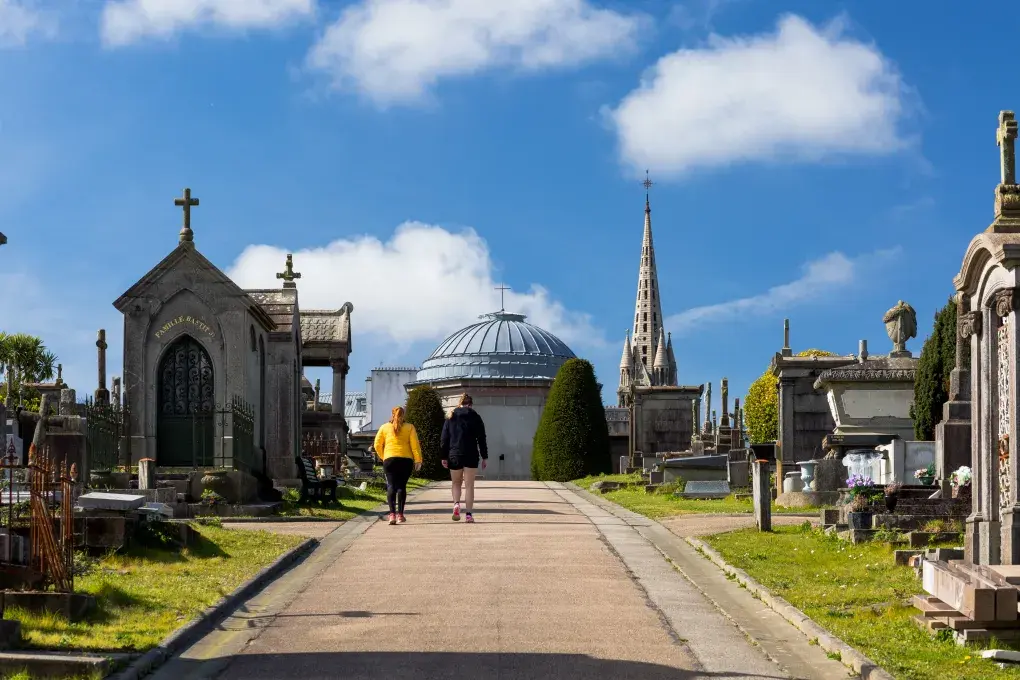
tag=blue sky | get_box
[0,0,1016,411]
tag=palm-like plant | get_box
[0,334,58,406]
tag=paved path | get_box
[150,482,852,680]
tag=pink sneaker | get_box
[387,513,397,525]
[397,513,406,524]
[452,504,461,521]
[465,513,474,523]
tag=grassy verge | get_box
[9,524,304,653]
[247,477,430,521]
[573,474,820,518]
[705,523,1013,679]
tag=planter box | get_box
[848,512,873,531]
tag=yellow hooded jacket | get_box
[373,422,422,464]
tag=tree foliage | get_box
[532,358,611,481]
[404,385,447,480]
[0,333,57,409]
[744,349,836,444]
[910,297,957,441]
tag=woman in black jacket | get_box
[440,393,488,523]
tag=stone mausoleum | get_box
[407,309,575,480]
[114,189,353,482]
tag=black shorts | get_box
[448,454,479,471]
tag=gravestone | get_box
[679,480,730,499]
[77,492,146,512]
[752,459,772,531]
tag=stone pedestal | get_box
[752,460,772,531]
[138,458,156,490]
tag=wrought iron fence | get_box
[228,396,257,474]
[79,398,126,473]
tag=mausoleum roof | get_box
[300,305,353,344]
[412,311,576,383]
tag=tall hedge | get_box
[532,358,611,481]
[405,385,447,480]
[744,349,835,444]
[910,297,957,440]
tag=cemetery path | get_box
[148,482,842,680]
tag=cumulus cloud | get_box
[100,0,315,47]
[306,0,646,106]
[666,248,900,334]
[225,221,604,350]
[0,0,55,46]
[608,14,911,176]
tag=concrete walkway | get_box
[150,482,850,680]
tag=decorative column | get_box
[782,319,792,357]
[996,289,1019,563]
[95,329,109,405]
[703,382,712,434]
[720,378,730,428]
[330,360,344,414]
[936,295,974,491]
[314,379,321,411]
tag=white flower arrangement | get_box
[951,466,972,487]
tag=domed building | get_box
[407,310,576,479]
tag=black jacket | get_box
[440,407,488,462]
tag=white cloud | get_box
[0,0,55,46]
[608,14,910,176]
[666,248,900,334]
[100,0,315,47]
[306,0,646,106]
[225,221,604,350]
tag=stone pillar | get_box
[95,329,109,405]
[782,319,792,357]
[111,377,121,407]
[778,377,796,464]
[937,295,974,493]
[138,458,156,490]
[703,382,712,433]
[330,360,344,414]
[752,459,772,531]
[720,378,729,427]
[314,379,321,411]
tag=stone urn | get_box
[798,461,818,492]
[200,470,233,502]
[90,469,114,489]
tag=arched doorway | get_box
[157,335,215,467]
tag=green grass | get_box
[573,474,819,518]
[8,525,304,653]
[247,477,430,521]
[705,523,1015,679]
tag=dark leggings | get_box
[384,457,414,514]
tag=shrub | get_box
[744,349,835,444]
[532,358,611,481]
[404,385,447,480]
[910,297,956,440]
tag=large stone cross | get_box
[174,187,200,242]
[277,254,301,286]
[999,111,1018,186]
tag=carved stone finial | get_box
[999,111,1018,186]
[883,300,917,357]
[276,254,302,287]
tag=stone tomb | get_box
[679,480,731,499]
[115,189,353,482]
[629,385,702,466]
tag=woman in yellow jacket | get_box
[373,406,422,525]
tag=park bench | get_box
[296,456,340,505]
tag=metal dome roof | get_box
[413,311,576,383]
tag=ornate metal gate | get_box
[156,335,214,467]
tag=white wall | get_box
[367,368,418,430]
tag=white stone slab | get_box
[680,481,731,498]
[984,649,1020,663]
[77,492,146,511]
[139,502,174,518]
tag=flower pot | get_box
[848,511,873,531]
[919,476,934,487]
[953,484,972,500]
[90,469,114,489]
[200,470,233,502]
[884,493,898,513]
[798,461,818,492]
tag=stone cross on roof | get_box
[999,111,1018,186]
[174,187,200,243]
[277,254,301,288]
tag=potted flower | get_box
[884,482,902,512]
[914,463,936,487]
[950,466,972,499]
[848,494,873,530]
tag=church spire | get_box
[620,329,633,369]
[626,172,666,376]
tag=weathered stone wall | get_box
[773,355,857,465]
[631,387,701,458]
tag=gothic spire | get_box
[627,176,665,373]
[653,326,668,370]
[620,330,633,368]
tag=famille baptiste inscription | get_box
[153,315,215,341]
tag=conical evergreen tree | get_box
[404,385,447,480]
[532,358,611,481]
[911,297,957,440]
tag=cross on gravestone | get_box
[174,188,200,243]
[277,254,301,287]
[999,111,1018,186]
[495,283,510,311]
